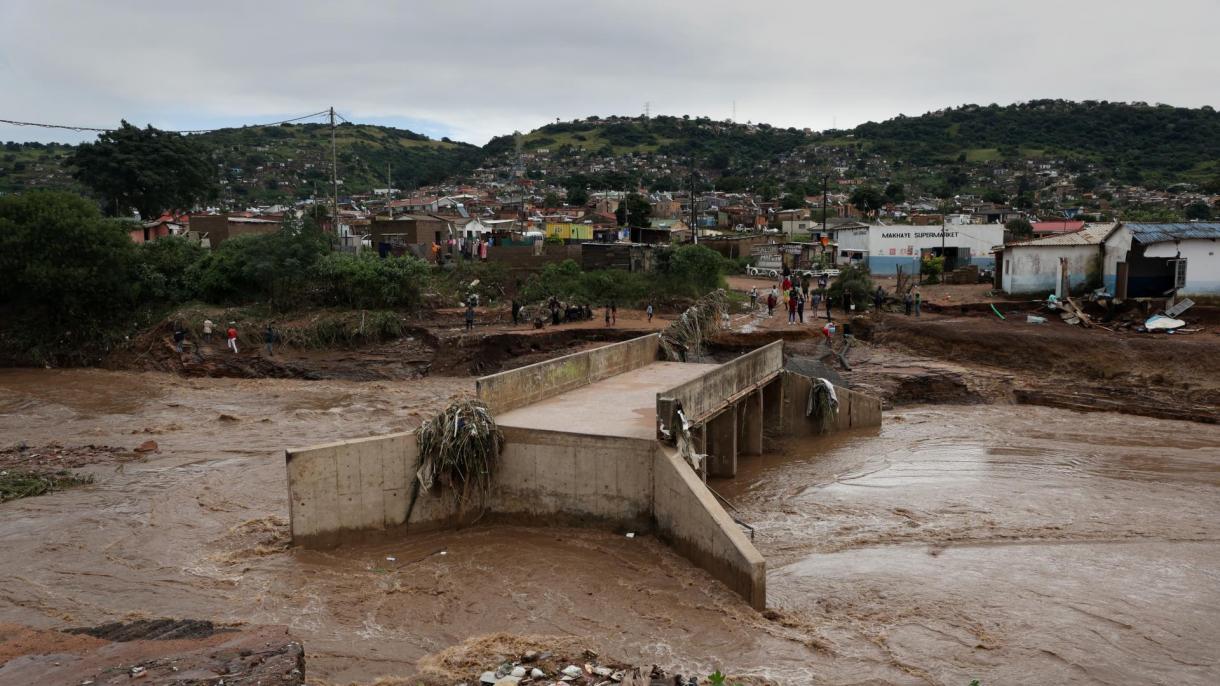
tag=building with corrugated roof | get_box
[1104,223,1220,298]
[994,224,1117,295]
[996,222,1220,298]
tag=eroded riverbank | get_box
[1,369,1217,684]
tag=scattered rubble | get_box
[0,443,139,503]
[414,634,767,686]
[0,621,303,685]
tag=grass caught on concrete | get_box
[0,469,94,503]
[416,400,504,513]
[660,289,729,361]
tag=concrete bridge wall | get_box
[285,431,459,546]
[781,371,883,435]
[653,446,767,609]
[655,341,784,440]
[477,333,660,415]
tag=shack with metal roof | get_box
[1105,223,1220,298]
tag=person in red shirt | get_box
[226,324,239,353]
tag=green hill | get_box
[3,101,1218,205]
[853,100,1220,183]
[1,122,484,203]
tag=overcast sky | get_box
[2,0,1218,146]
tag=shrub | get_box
[187,221,329,307]
[921,255,945,284]
[661,244,726,297]
[136,235,205,302]
[314,252,429,309]
[0,191,142,363]
[828,264,875,309]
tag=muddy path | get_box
[715,303,1220,423]
[2,369,1218,684]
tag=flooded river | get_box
[1,369,1217,684]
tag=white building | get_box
[995,222,1220,299]
[830,223,1004,275]
[1104,223,1220,298]
[994,224,1116,295]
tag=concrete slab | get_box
[496,361,718,440]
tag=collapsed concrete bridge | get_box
[284,334,881,609]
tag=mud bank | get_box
[1,369,1217,684]
[107,320,649,382]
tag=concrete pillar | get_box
[691,424,708,482]
[740,390,764,456]
[762,377,783,435]
[706,406,738,478]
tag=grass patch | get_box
[0,470,94,503]
[964,148,1000,162]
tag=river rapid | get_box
[1,368,1217,685]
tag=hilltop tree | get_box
[70,121,216,218]
[565,184,589,206]
[883,182,906,204]
[1184,201,1212,221]
[779,193,804,210]
[1005,218,1034,239]
[615,193,652,227]
[849,185,885,216]
[542,192,561,208]
[981,188,1008,204]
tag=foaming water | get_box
[0,369,1217,684]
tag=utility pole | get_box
[690,152,698,244]
[329,107,339,235]
[822,174,829,237]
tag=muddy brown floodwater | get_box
[1,369,1218,685]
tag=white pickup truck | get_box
[746,264,841,280]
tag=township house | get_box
[994,222,1220,297]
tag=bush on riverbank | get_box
[0,191,730,364]
[518,245,728,306]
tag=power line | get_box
[0,109,333,135]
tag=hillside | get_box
[853,100,1220,184]
[3,101,1218,207]
[0,123,484,204]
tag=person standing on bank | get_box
[264,324,277,356]
[465,304,475,331]
[226,323,239,353]
[914,288,922,317]
[646,303,654,323]
[202,318,213,344]
[904,290,914,316]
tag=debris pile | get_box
[0,443,133,503]
[424,642,725,686]
[660,289,729,361]
[415,400,504,513]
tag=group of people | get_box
[750,270,850,326]
[173,320,278,356]
[432,236,493,264]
